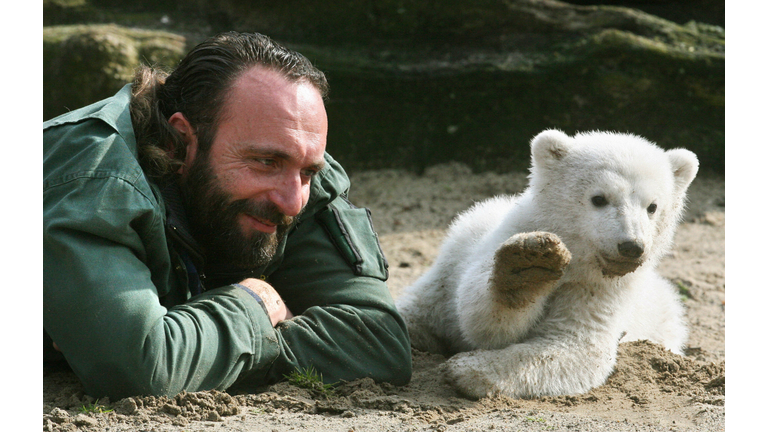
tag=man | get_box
[43,31,412,399]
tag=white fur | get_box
[396,129,698,398]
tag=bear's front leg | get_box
[455,232,571,349]
[491,232,571,308]
[442,336,618,399]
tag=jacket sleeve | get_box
[43,174,281,399]
[259,196,412,387]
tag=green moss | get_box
[43,24,186,120]
[44,0,87,7]
[317,28,724,173]
[42,1,724,173]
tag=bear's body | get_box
[396,130,698,398]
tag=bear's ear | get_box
[531,129,573,168]
[666,148,699,191]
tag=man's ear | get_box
[168,112,198,175]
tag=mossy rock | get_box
[186,0,723,173]
[277,12,723,172]
[41,1,724,173]
[199,0,723,49]
[43,24,187,120]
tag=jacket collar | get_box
[161,181,205,262]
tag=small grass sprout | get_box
[524,416,555,429]
[676,281,693,301]
[79,399,114,414]
[284,365,337,397]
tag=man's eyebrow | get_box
[309,159,327,173]
[246,146,326,172]
[246,147,291,161]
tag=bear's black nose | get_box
[618,241,644,258]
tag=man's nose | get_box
[269,173,306,217]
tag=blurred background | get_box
[43,0,724,174]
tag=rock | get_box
[115,397,139,415]
[206,0,724,173]
[206,410,222,421]
[43,418,55,432]
[73,413,99,427]
[43,24,186,120]
[42,1,724,173]
[48,407,71,424]
[161,403,183,416]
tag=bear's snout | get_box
[617,241,644,259]
[598,240,645,277]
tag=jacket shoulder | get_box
[44,85,145,189]
[44,84,134,134]
[43,84,160,212]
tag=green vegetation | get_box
[677,281,693,301]
[524,415,555,429]
[78,399,114,414]
[285,366,337,397]
[43,1,724,173]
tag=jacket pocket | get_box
[316,203,389,281]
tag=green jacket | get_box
[43,85,411,399]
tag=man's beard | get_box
[181,153,296,272]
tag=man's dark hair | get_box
[130,31,329,181]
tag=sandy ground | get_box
[42,163,725,431]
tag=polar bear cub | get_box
[396,129,698,399]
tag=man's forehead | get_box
[231,66,320,103]
[223,67,327,125]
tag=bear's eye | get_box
[647,203,657,214]
[591,195,608,207]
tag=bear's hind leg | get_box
[491,232,571,309]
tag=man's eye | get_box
[301,170,317,183]
[255,158,276,167]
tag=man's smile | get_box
[242,213,278,234]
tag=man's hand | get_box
[238,278,293,327]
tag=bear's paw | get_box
[441,352,501,400]
[490,232,571,308]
